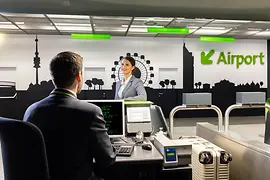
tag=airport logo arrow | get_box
[201,50,215,65]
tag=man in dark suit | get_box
[23,51,116,180]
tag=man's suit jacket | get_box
[23,89,116,180]
[114,75,147,101]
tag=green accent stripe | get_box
[71,34,111,39]
[147,27,189,34]
[200,36,235,42]
[124,101,153,105]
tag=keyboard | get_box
[113,144,134,156]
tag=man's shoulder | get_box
[24,97,102,120]
[74,100,101,114]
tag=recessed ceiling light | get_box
[0,25,18,29]
[202,26,226,30]
[254,31,270,36]
[254,21,270,24]
[186,26,199,29]
[134,17,173,22]
[121,25,164,28]
[214,19,251,23]
[247,28,262,31]
[193,29,231,35]
[46,14,89,19]
[57,26,92,31]
[54,23,92,26]
[0,22,24,25]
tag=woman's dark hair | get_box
[123,56,136,67]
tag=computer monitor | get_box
[82,100,125,138]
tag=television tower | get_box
[33,35,41,85]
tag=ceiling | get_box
[1,0,270,21]
[1,13,270,39]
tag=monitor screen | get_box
[83,100,125,137]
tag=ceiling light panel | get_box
[0,13,45,18]
[57,26,92,32]
[170,21,206,28]
[129,28,148,33]
[226,30,260,36]
[54,23,91,27]
[253,31,270,36]
[93,16,132,20]
[254,21,270,24]
[0,24,19,29]
[93,16,131,27]
[205,23,242,28]
[134,17,173,22]
[50,18,90,24]
[6,17,50,24]
[19,25,56,30]
[46,14,89,19]
[193,29,231,35]
[180,18,213,23]
[133,17,171,27]
[213,19,251,23]
[95,27,126,32]
[239,22,270,29]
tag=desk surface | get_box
[114,137,163,163]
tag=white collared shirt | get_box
[118,75,132,99]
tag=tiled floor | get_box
[0,116,265,179]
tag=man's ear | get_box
[76,72,82,82]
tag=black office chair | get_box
[0,117,49,180]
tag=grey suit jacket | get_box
[114,75,147,101]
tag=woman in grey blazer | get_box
[114,56,147,101]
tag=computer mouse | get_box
[142,144,152,151]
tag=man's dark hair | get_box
[50,51,83,88]
[124,56,136,67]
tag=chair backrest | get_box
[0,117,49,180]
